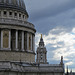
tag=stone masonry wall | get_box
[0,72,64,75]
[0,51,35,63]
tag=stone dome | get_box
[0,0,36,64]
[0,0,28,17]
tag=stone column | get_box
[1,30,3,49]
[16,30,18,51]
[27,33,29,50]
[33,35,35,52]
[9,30,11,50]
[31,34,32,50]
[22,31,24,51]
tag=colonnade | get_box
[0,29,35,52]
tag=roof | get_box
[0,0,28,17]
[0,61,64,73]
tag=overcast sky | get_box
[25,0,75,72]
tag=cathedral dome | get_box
[0,0,36,63]
[0,0,28,16]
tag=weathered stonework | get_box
[0,24,35,34]
[36,34,48,64]
[0,62,64,75]
[0,51,35,63]
[0,0,65,75]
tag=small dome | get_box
[0,0,28,17]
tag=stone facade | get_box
[0,0,36,63]
[0,61,64,75]
[0,0,65,75]
[0,51,35,63]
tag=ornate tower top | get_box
[36,34,48,64]
[60,56,63,65]
[39,34,44,47]
[0,0,36,63]
[41,34,42,38]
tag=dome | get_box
[0,0,36,64]
[0,0,28,17]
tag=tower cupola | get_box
[36,34,48,64]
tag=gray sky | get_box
[25,0,75,72]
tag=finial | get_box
[60,56,63,65]
[41,34,42,38]
[61,56,63,61]
[70,69,72,73]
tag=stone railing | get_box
[0,61,64,72]
[0,18,35,29]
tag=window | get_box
[19,14,21,18]
[4,11,7,16]
[9,12,12,16]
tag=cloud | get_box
[25,0,75,20]
[25,0,75,34]
[65,61,74,66]
[35,27,75,68]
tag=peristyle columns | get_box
[0,29,35,52]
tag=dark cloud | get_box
[25,0,75,34]
[29,1,75,21]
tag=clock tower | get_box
[36,34,48,64]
